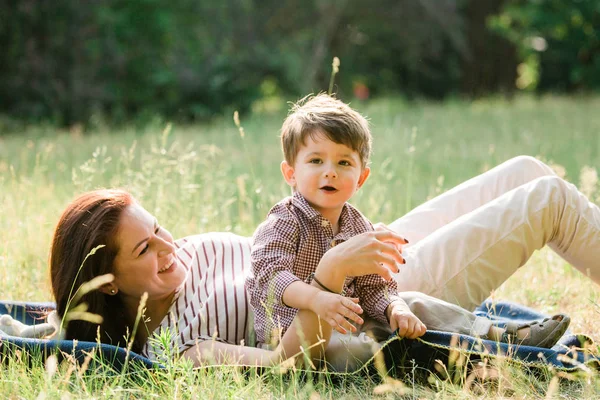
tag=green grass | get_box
[1,94,600,398]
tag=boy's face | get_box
[281,133,370,221]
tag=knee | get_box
[325,334,379,372]
[361,318,393,341]
[529,175,571,203]
[509,155,555,177]
[398,291,430,316]
[533,175,567,189]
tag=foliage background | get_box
[2,1,600,397]
[1,0,598,126]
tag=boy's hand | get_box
[309,292,364,334]
[386,299,426,339]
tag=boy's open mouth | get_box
[320,186,337,192]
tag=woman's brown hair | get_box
[49,189,141,351]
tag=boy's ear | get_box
[357,166,371,189]
[281,161,296,187]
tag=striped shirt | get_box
[142,232,253,361]
[246,192,399,346]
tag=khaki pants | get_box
[389,155,600,310]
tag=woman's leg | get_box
[396,175,600,310]
[389,155,556,244]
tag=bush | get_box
[490,0,600,91]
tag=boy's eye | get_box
[309,158,322,164]
[339,160,351,166]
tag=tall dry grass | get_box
[1,94,600,398]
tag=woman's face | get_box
[110,203,186,301]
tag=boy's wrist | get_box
[315,252,346,287]
[385,298,409,321]
[309,273,339,294]
[282,280,324,311]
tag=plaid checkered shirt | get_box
[247,191,399,345]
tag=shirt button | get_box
[321,220,329,227]
[330,240,336,248]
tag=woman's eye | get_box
[155,226,161,234]
[139,244,149,256]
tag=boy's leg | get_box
[396,175,600,310]
[397,292,492,336]
[323,291,494,372]
[324,330,381,372]
[388,155,556,244]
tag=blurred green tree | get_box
[490,0,600,91]
[0,0,528,126]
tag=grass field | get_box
[1,94,600,398]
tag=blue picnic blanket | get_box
[381,300,598,378]
[0,300,597,375]
[0,301,155,371]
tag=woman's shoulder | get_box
[175,232,252,249]
[174,232,252,273]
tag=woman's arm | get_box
[182,340,278,367]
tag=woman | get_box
[50,156,599,367]
[50,189,414,366]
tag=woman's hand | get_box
[184,339,280,367]
[319,229,408,282]
[373,222,409,249]
[386,299,427,339]
[308,291,364,334]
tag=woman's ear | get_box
[281,161,296,187]
[99,283,118,296]
[357,166,371,189]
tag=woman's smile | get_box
[158,258,178,274]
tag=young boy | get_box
[246,94,570,371]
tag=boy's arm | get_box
[249,211,302,308]
[250,212,345,311]
[385,298,427,339]
[281,280,327,309]
[355,276,426,339]
[250,210,364,335]
[353,273,400,324]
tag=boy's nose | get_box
[324,168,338,178]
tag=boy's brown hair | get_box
[281,93,372,169]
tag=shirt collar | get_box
[291,191,350,228]
[291,191,322,220]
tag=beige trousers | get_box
[326,155,600,371]
[390,155,600,310]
